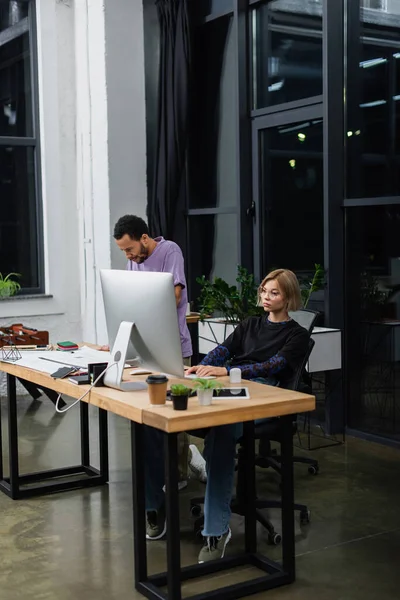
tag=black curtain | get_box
[148,0,192,248]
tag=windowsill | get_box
[0,294,53,302]
[0,294,65,319]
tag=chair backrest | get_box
[289,309,319,333]
[286,337,315,392]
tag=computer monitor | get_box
[100,269,185,391]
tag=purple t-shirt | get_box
[127,237,192,358]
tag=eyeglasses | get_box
[258,287,281,299]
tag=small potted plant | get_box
[193,378,223,406]
[0,273,21,299]
[170,383,191,411]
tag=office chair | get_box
[190,337,316,545]
[256,310,319,476]
[288,308,319,333]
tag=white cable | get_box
[55,362,117,414]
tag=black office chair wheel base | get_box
[194,516,205,540]
[308,465,319,475]
[190,504,202,517]
[300,509,311,525]
[268,532,282,546]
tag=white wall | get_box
[75,0,148,345]
[104,0,148,272]
[0,0,148,392]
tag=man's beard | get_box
[135,243,149,263]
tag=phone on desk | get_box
[51,366,78,379]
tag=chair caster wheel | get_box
[308,465,319,475]
[300,510,311,525]
[268,532,282,546]
[194,516,204,540]
[190,504,202,517]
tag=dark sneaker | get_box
[198,527,232,563]
[146,506,166,540]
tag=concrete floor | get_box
[0,396,400,600]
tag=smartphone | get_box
[68,375,90,385]
[51,366,77,379]
[213,387,250,399]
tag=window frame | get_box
[0,0,44,295]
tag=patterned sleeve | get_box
[200,345,231,367]
[235,354,288,380]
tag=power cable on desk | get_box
[55,362,117,414]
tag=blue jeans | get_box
[144,377,278,537]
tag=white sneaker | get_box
[162,480,188,493]
[189,444,207,483]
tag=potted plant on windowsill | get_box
[193,378,223,406]
[0,273,21,299]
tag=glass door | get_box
[346,203,400,440]
[252,104,324,289]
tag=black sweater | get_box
[200,316,309,386]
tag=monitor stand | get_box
[103,321,147,392]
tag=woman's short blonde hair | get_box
[258,269,302,312]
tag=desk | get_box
[0,363,314,600]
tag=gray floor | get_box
[1,395,400,600]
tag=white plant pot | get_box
[198,318,238,355]
[197,388,213,406]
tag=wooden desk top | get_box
[0,362,315,433]
[186,313,202,324]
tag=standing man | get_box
[113,215,206,489]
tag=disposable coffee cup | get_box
[146,374,168,405]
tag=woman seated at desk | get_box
[144,268,309,563]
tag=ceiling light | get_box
[359,100,386,108]
[360,58,387,68]
[268,80,284,92]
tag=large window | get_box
[346,0,400,199]
[188,16,239,302]
[0,0,42,293]
[254,110,324,280]
[252,0,323,110]
[346,204,400,440]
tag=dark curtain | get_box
[148,0,192,248]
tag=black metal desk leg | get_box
[131,422,148,586]
[164,431,181,600]
[243,420,257,554]
[0,389,3,481]
[7,374,20,499]
[98,408,109,481]
[80,402,90,467]
[280,415,295,582]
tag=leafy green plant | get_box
[299,264,324,308]
[360,271,389,318]
[196,265,263,323]
[0,273,21,299]
[170,383,191,396]
[193,378,224,391]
